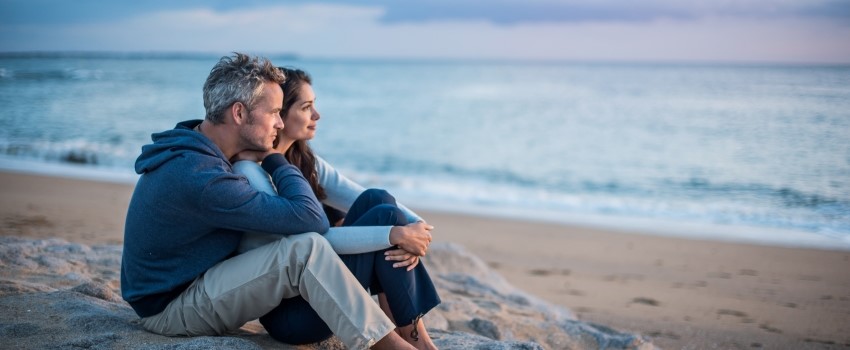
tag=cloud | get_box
[356,0,850,25]
[1,4,383,52]
[1,2,849,63]
[3,0,848,27]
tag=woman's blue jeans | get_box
[259,189,441,345]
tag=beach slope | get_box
[1,170,849,349]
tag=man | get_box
[121,52,429,349]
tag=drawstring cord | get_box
[410,313,424,341]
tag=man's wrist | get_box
[261,153,289,175]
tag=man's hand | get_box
[389,222,433,257]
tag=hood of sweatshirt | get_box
[134,120,227,174]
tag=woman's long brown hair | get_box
[278,67,326,200]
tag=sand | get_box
[2,170,849,349]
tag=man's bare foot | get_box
[372,331,416,350]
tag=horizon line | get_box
[2,50,849,67]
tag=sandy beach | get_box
[1,170,849,349]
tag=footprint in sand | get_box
[798,274,822,281]
[707,271,732,279]
[630,297,660,307]
[759,323,783,334]
[738,269,758,276]
[645,331,681,340]
[528,269,552,276]
[528,268,570,276]
[716,309,756,324]
[804,338,841,346]
[565,289,585,296]
[4,214,54,229]
[716,309,748,318]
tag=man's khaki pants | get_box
[139,232,396,349]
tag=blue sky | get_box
[2,0,849,63]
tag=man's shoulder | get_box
[142,151,234,184]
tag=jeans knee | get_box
[362,188,395,204]
[260,298,333,345]
[372,204,405,224]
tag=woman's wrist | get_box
[389,226,403,245]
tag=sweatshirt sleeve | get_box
[233,159,392,254]
[198,155,329,236]
[316,155,423,223]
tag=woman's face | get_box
[282,83,320,142]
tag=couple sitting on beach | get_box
[120,53,441,349]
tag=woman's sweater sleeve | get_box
[315,155,423,223]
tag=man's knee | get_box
[282,232,333,260]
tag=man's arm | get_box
[199,154,330,235]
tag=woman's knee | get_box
[370,204,406,225]
[260,297,333,345]
[360,188,395,206]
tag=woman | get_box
[233,68,440,349]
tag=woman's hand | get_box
[389,222,433,257]
[385,248,420,271]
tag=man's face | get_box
[238,82,284,151]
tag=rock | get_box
[430,329,543,349]
[0,237,656,349]
[469,318,501,340]
[0,322,41,338]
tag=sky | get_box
[1,0,849,64]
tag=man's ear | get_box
[231,102,248,125]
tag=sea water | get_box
[1,53,848,249]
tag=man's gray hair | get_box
[202,52,286,124]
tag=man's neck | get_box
[196,120,239,160]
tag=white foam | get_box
[344,169,850,251]
[406,196,850,251]
[0,156,138,185]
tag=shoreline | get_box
[2,170,849,348]
[2,156,847,252]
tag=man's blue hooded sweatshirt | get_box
[121,120,330,317]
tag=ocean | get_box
[1,53,849,250]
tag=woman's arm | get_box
[315,155,423,223]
